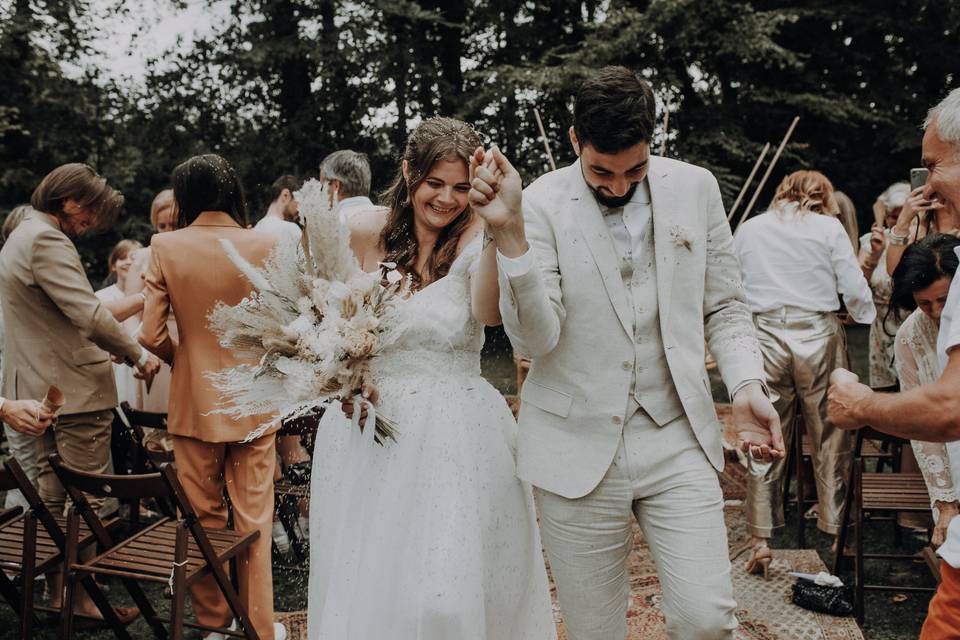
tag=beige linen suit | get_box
[499,157,764,639]
[140,211,278,639]
[0,211,143,515]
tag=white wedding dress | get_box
[307,238,556,640]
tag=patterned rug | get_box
[551,442,863,640]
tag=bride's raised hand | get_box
[469,146,522,231]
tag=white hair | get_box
[924,87,960,147]
[877,181,911,212]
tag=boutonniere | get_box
[669,225,692,252]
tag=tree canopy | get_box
[1,0,957,280]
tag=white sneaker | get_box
[272,520,291,555]
[209,620,286,640]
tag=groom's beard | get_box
[582,171,640,208]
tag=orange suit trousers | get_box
[172,434,277,639]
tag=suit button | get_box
[621,361,631,371]
[612,416,622,425]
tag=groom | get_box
[470,66,784,639]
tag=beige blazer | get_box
[0,211,142,415]
[140,211,277,442]
[499,156,765,499]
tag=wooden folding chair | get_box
[832,428,937,624]
[272,410,321,567]
[114,404,177,528]
[0,458,128,639]
[50,453,262,640]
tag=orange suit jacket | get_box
[140,211,277,442]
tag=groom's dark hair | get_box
[573,66,656,154]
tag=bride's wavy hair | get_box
[379,117,481,290]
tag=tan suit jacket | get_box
[140,211,277,442]
[0,211,143,415]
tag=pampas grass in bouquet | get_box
[207,179,407,445]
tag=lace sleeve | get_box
[896,321,960,509]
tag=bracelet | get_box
[888,228,909,245]
[139,291,147,302]
[0,396,6,418]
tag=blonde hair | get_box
[149,189,176,229]
[832,191,860,253]
[1,204,33,242]
[108,239,143,270]
[874,181,910,227]
[771,170,838,215]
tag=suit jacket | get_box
[140,211,277,442]
[0,211,142,415]
[499,156,764,499]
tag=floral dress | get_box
[861,233,902,388]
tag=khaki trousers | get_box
[536,408,737,640]
[172,434,277,640]
[746,308,854,537]
[35,410,114,517]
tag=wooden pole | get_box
[533,108,557,172]
[659,106,670,156]
[737,116,800,229]
[727,142,770,222]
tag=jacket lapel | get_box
[570,161,634,339]
[649,157,676,324]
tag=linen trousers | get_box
[35,410,114,517]
[3,424,40,509]
[172,434,277,640]
[745,308,853,537]
[535,407,737,640]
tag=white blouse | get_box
[734,206,876,324]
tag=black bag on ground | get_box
[791,578,854,616]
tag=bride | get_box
[307,117,556,640]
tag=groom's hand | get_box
[732,382,785,461]
[469,146,528,258]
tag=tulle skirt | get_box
[307,350,556,640]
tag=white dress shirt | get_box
[337,196,378,221]
[935,246,960,568]
[498,179,652,277]
[733,206,876,324]
[253,215,301,244]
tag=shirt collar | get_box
[337,196,374,211]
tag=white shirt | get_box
[733,206,876,324]
[937,247,960,370]
[498,179,652,278]
[337,196,380,222]
[253,215,301,244]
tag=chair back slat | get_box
[48,453,168,501]
[0,462,19,493]
[119,402,168,431]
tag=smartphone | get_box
[910,167,929,190]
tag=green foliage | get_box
[2,0,959,281]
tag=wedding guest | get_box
[150,188,177,233]
[128,189,179,417]
[0,204,45,511]
[833,191,860,254]
[96,239,144,406]
[891,234,960,546]
[140,154,285,640]
[253,175,302,244]
[251,174,312,554]
[885,178,957,276]
[859,182,910,390]
[828,88,960,639]
[734,170,875,577]
[319,149,384,220]
[0,163,160,625]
